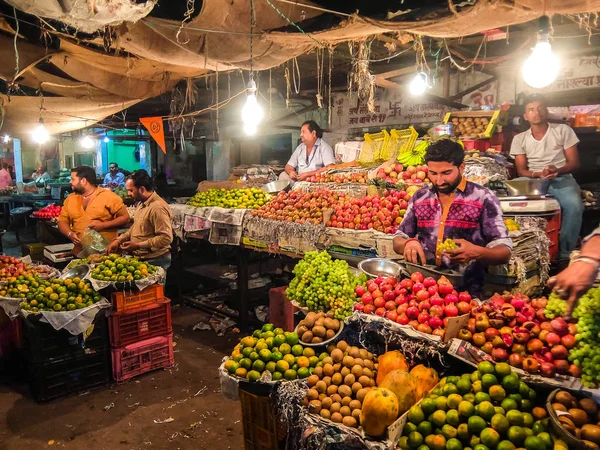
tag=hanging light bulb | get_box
[522,16,559,89]
[241,78,263,136]
[81,136,95,149]
[32,118,49,144]
[2,135,9,144]
[408,72,429,96]
[103,136,110,143]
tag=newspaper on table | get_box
[20,298,111,335]
[0,297,22,319]
[463,157,509,186]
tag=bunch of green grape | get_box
[286,251,366,320]
[548,288,600,387]
[436,238,458,256]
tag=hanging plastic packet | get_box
[77,228,109,258]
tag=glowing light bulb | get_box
[241,78,263,135]
[81,136,95,149]
[32,120,49,144]
[522,41,559,89]
[408,73,428,96]
[2,135,9,144]
[103,136,110,143]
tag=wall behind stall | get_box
[107,140,141,173]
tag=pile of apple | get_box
[458,292,580,378]
[353,271,476,339]
[325,190,411,234]
[375,164,429,186]
[33,204,62,219]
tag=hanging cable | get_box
[292,57,301,94]
[328,47,333,127]
[12,7,19,81]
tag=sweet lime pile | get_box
[399,361,555,450]
[90,254,157,282]
[187,188,269,209]
[12,276,100,312]
[225,324,319,382]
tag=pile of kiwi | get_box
[297,311,342,345]
[551,390,600,448]
[451,116,490,139]
[302,340,378,429]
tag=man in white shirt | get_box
[284,121,335,181]
[510,95,583,259]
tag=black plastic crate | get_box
[28,349,111,402]
[22,315,109,365]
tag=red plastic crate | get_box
[109,298,172,347]
[462,139,491,151]
[544,210,561,261]
[111,334,174,382]
[111,284,164,312]
[269,287,298,332]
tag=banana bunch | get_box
[397,140,429,166]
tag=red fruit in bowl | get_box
[438,284,453,296]
[395,295,407,306]
[372,289,383,299]
[417,323,433,334]
[406,306,419,320]
[432,328,445,339]
[385,311,398,322]
[540,322,553,331]
[444,304,458,317]
[561,334,576,349]
[512,343,526,354]
[354,303,364,312]
[526,338,543,353]
[522,357,539,373]
[509,353,523,368]
[361,293,373,305]
[423,277,437,288]
[444,294,458,305]
[551,345,568,360]
[568,323,578,336]
[368,283,378,293]
[545,332,561,347]
[412,282,424,292]
[396,303,408,315]
[485,328,500,341]
[396,314,409,325]
[385,300,396,311]
[427,286,438,296]
[394,285,404,296]
[554,360,569,374]
[458,291,472,302]
[430,294,443,306]
[540,362,555,378]
[418,312,430,324]
[429,305,444,317]
[363,304,375,314]
[457,301,472,315]
[384,276,396,286]
[492,348,509,362]
[400,279,413,290]
[383,290,396,302]
[429,316,443,329]
[481,342,494,354]
[550,318,569,336]
[375,307,386,317]
[472,333,486,347]
[355,285,365,296]
[418,301,432,312]
[380,283,393,293]
[415,290,430,302]
[569,364,582,378]
[408,298,418,307]
[374,276,384,286]
[411,272,424,283]
[374,297,385,308]
[408,320,419,328]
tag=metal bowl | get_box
[429,123,456,138]
[60,264,90,280]
[261,180,291,194]
[504,179,551,196]
[403,261,464,286]
[358,258,403,279]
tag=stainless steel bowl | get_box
[358,258,403,279]
[504,179,551,196]
[429,123,456,138]
[60,264,90,280]
[261,180,291,194]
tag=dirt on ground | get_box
[0,306,244,450]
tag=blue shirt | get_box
[103,172,125,187]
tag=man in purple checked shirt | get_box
[393,139,512,296]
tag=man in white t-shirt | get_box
[283,121,335,181]
[510,95,583,259]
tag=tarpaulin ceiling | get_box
[2,0,600,135]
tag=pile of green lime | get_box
[14,276,101,312]
[225,324,320,382]
[399,361,555,450]
[91,254,158,282]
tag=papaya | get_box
[378,369,417,416]
[376,350,409,385]
[360,387,400,438]
[410,364,439,400]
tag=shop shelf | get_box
[239,386,287,450]
[22,315,108,365]
[111,284,164,312]
[109,298,172,347]
[28,349,111,402]
[111,334,174,382]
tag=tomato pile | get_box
[33,204,62,219]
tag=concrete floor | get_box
[0,305,244,450]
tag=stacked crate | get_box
[22,315,110,402]
[108,284,174,382]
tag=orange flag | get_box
[140,117,166,154]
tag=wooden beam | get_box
[449,75,497,101]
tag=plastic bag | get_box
[77,228,109,258]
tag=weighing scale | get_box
[497,195,560,214]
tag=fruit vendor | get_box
[103,162,125,187]
[548,226,600,317]
[393,139,512,295]
[58,166,130,255]
[283,120,335,182]
[510,94,583,260]
[105,170,173,271]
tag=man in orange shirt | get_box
[58,166,130,255]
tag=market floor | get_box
[0,305,244,450]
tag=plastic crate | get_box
[358,130,390,164]
[268,287,297,332]
[109,298,172,347]
[544,210,561,262]
[28,348,111,402]
[111,334,174,382]
[462,139,491,151]
[22,315,108,365]
[387,127,418,161]
[239,387,287,450]
[111,284,164,312]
